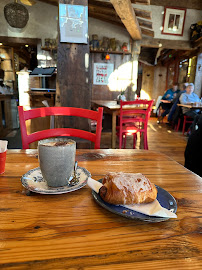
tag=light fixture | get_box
[101,52,110,61]
[0,43,3,46]
[25,44,29,47]
[158,42,162,48]
[105,53,110,61]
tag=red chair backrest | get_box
[119,99,154,129]
[18,106,103,149]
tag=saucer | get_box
[21,166,91,194]
[92,179,177,222]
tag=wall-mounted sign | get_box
[93,63,114,85]
[59,4,88,43]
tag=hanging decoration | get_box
[4,0,29,29]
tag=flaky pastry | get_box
[99,172,157,205]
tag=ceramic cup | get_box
[38,138,76,187]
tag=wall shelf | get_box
[41,46,57,51]
[90,49,131,55]
[41,47,131,55]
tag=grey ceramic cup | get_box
[38,138,76,187]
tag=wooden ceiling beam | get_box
[89,3,152,21]
[89,12,124,28]
[137,18,152,29]
[131,0,150,5]
[134,8,152,20]
[151,0,202,10]
[141,38,193,50]
[192,37,202,48]
[37,0,58,6]
[0,36,41,46]
[88,4,116,16]
[141,28,154,37]
[110,0,142,40]
[89,11,153,31]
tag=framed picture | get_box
[93,63,114,85]
[162,7,186,36]
[59,4,88,44]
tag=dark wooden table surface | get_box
[178,103,202,110]
[0,149,202,269]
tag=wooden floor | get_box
[100,117,188,165]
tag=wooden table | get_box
[27,90,56,107]
[0,149,202,269]
[92,100,147,149]
[92,100,121,148]
[178,103,202,110]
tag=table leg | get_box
[140,133,144,149]
[112,111,117,149]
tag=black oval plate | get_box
[92,179,177,223]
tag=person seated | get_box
[157,82,180,123]
[179,83,200,119]
[167,83,188,125]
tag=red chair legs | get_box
[175,118,181,132]
[133,133,137,149]
[175,116,193,135]
[182,116,193,135]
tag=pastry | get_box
[99,172,157,205]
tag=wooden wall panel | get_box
[90,53,132,100]
[153,65,167,100]
[141,65,154,100]
[141,64,167,103]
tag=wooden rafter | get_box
[141,28,154,37]
[88,1,152,20]
[131,0,150,5]
[151,0,202,10]
[138,18,152,29]
[37,0,57,6]
[134,8,152,20]
[141,38,193,50]
[89,11,153,32]
[110,0,142,40]
[89,12,123,28]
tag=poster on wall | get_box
[93,63,114,85]
[59,4,88,43]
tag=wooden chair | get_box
[117,99,154,149]
[18,106,103,149]
[176,115,193,135]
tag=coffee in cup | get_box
[38,138,76,187]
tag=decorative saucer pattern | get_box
[21,166,91,194]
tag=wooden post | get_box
[131,40,141,97]
[57,0,90,132]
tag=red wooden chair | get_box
[18,106,103,149]
[117,99,154,149]
[176,115,193,135]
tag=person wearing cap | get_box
[179,83,201,118]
